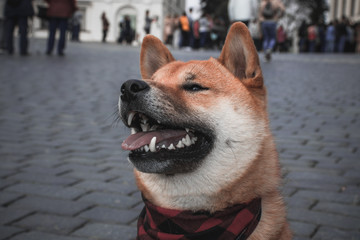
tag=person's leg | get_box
[5,17,16,54]
[18,16,29,55]
[102,30,107,42]
[57,18,68,55]
[0,19,6,50]
[261,22,269,51]
[338,36,346,52]
[46,18,58,54]
[267,22,277,50]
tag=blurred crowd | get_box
[1,0,360,56]
[162,10,227,51]
[298,16,359,53]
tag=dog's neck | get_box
[137,196,262,240]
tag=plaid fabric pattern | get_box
[137,197,262,240]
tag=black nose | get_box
[121,79,150,102]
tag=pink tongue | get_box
[122,129,187,150]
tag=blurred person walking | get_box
[325,21,335,52]
[179,11,190,48]
[318,21,326,52]
[356,23,360,53]
[277,25,287,52]
[307,23,317,53]
[0,0,5,53]
[163,15,174,45]
[188,8,195,48]
[45,0,77,56]
[101,12,109,43]
[144,10,154,35]
[122,16,133,45]
[4,0,34,56]
[336,16,347,52]
[249,18,262,51]
[259,0,285,61]
[172,14,180,49]
[228,0,258,26]
[71,9,82,42]
[199,13,211,49]
[298,20,308,52]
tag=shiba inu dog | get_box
[119,22,292,239]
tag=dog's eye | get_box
[183,83,209,92]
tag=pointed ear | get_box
[218,22,263,88]
[140,35,175,79]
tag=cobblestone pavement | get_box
[0,39,359,240]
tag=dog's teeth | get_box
[186,134,192,145]
[140,116,148,124]
[144,145,150,152]
[161,145,166,149]
[168,144,175,150]
[131,128,137,135]
[176,140,184,148]
[182,134,192,146]
[149,137,157,152]
[127,112,136,126]
[140,123,149,132]
[185,128,189,132]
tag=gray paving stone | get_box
[286,196,315,210]
[73,180,136,195]
[313,226,360,240]
[8,172,79,186]
[285,179,343,192]
[11,231,87,240]
[78,191,140,209]
[289,221,317,237]
[313,201,360,219]
[0,226,24,240]
[13,213,86,235]
[72,222,136,240]
[0,208,33,225]
[0,191,23,206]
[5,183,86,200]
[292,189,359,205]
[9,196,93,216]
[20,165,71,176]
[79,206,138,224]
[288,208,359,230]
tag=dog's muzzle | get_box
[119,79,214,175]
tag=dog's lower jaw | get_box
[134,136,279,212]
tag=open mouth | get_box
[121,111,213,174]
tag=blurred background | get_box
[1,0,360,54]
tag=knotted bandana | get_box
[137,197,261,240]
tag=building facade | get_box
[327,0,360,22]
[33,0,185,43]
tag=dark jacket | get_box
[45,0,77,18]
[5,0,34,18]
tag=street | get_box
[0,39,359,240]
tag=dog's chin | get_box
[121,111,214,175]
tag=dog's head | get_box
[119,23,269,209]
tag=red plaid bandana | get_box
[137,197,261,240]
